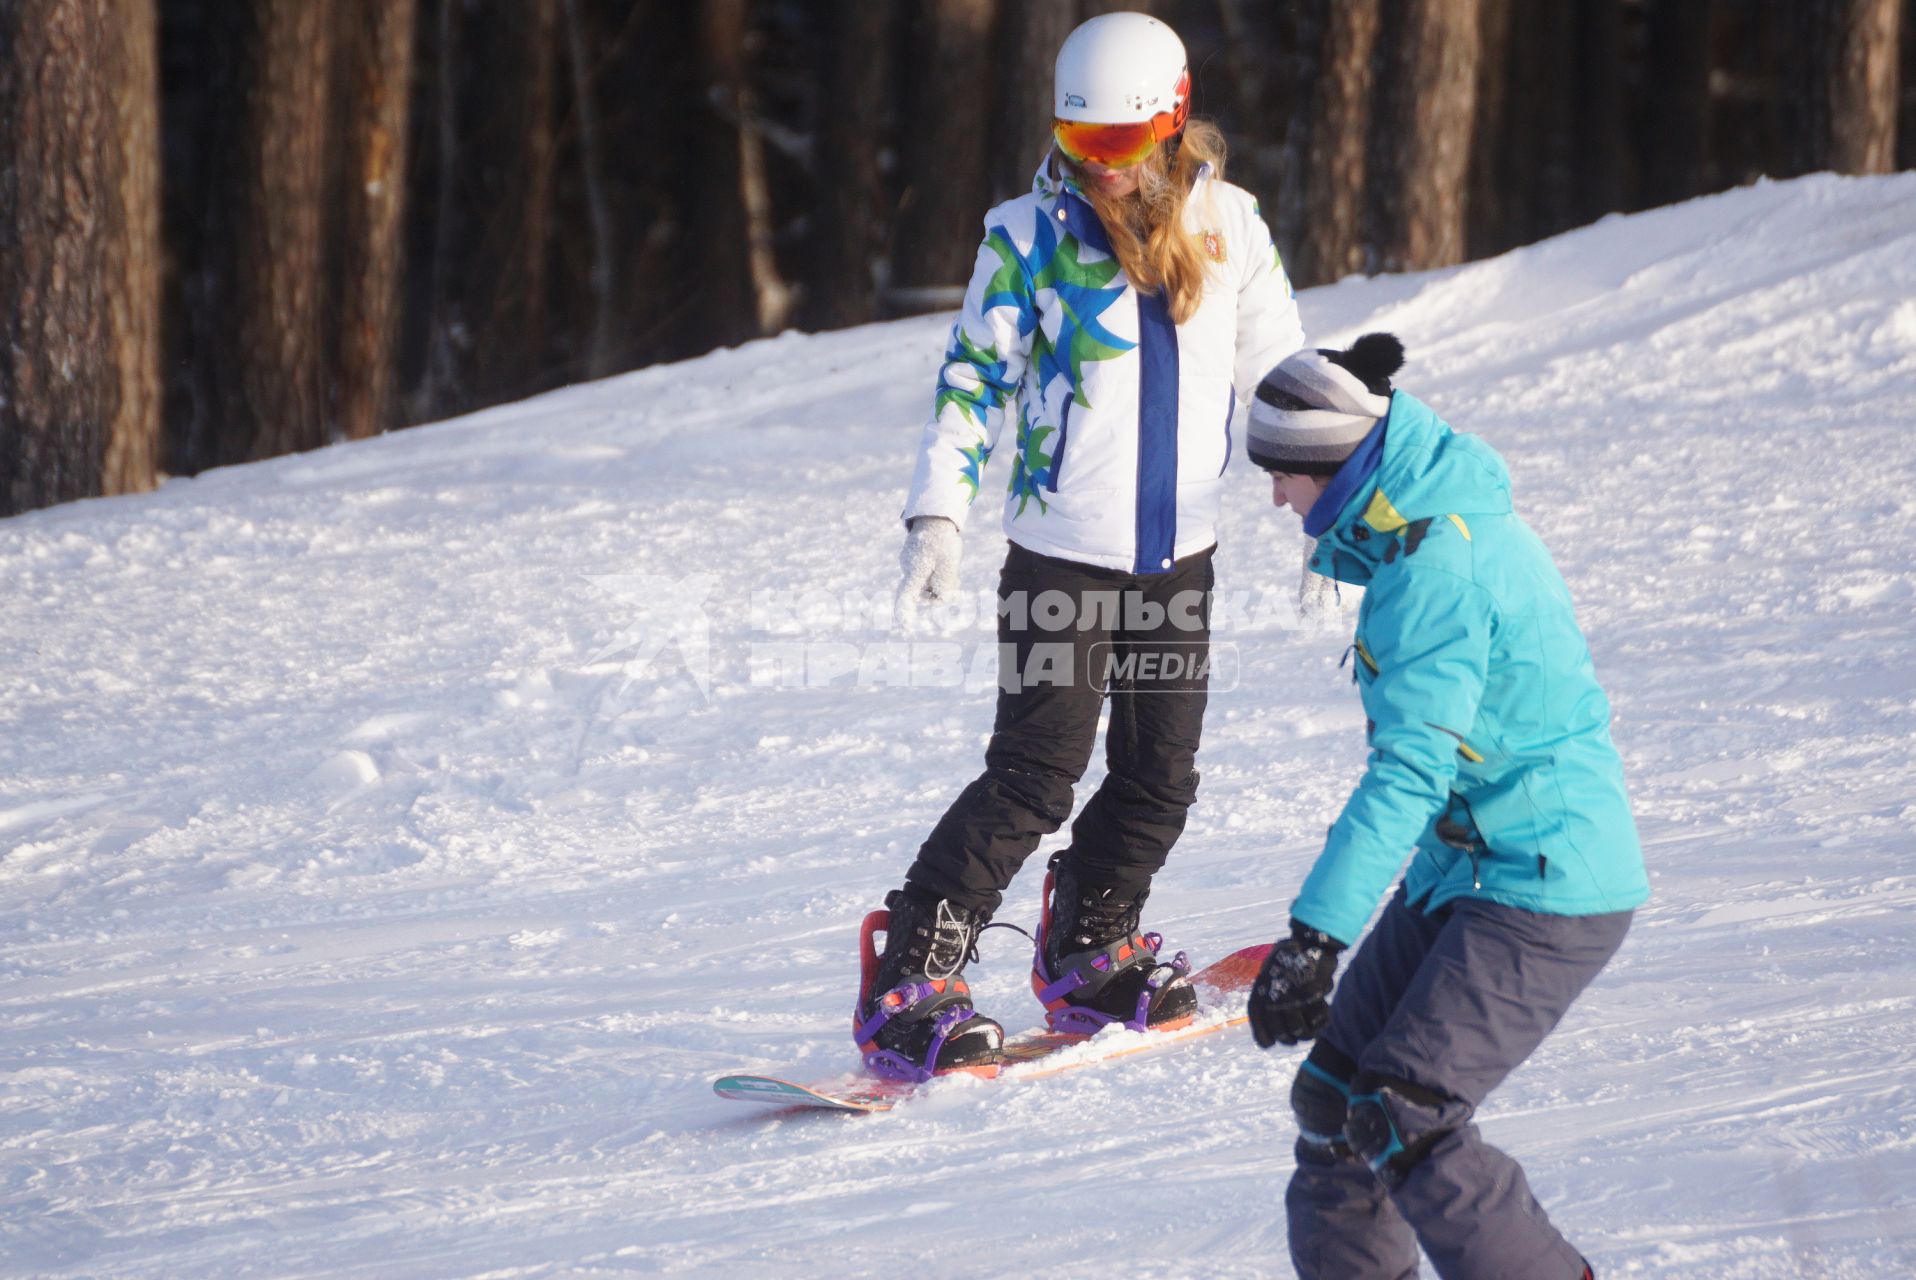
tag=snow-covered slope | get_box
[4,173,1915,1278]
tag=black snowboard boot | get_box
[854,889,1004,1081]
[1032,855,1197,1035]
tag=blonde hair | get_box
[1074,119,1226,325]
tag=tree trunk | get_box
[465,0,560,406]
[101,0,163,497]
[1827,0,1902,172]
[1574,0,1629,219]
[195,0,336,466]
[559,0,617,379]
[1215,0,1291,220]
[804,0,896,331]
[1295,0,1382,285]
[1902,0,1916,170]
[703,0,793,336]
[1496,2,1578,247]
[889,0,997,313]
[648,0,756,353]
[332,0,416,441]
[0,0,119,516]
[1372,0,1483,272]
[1466,0,1513,259]
[1640,0,1715,208]
[995,0,1074,204]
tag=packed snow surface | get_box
[5,174,1916,1278]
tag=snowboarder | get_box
[1241,334,1650,1279]
[857,11,1306,1082]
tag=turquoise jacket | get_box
[1291,392,1650,946]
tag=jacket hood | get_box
[1311,392,1513,583]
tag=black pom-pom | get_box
[1328,332,1405,395]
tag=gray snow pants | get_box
[1285,885,1632,1280]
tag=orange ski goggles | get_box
[1052,75,1190,169]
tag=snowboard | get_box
[712,942,1271,1114]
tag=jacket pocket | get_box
[1353,637,1380,678]
[1045,396,1073,493]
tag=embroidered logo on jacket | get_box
[1202,231,1228,263]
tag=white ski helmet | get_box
[1053,12,1189,128]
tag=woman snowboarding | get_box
[1241,334,1649,1279]
[856,11,1306,1082]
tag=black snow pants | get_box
[1286,885,1632,1280]
[903,541,1215,918]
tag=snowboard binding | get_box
[853,900,1004,1083]
[1030,863,1195,1037]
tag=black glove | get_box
[1247,921,1344,1049]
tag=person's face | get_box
[1077,158,1143,198]
[1270,471,1327,519]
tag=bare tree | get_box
[889,0,998,314]
[332,0,415,441]
[1,0,126,516]
[1372,0,1484,271]
[805,0,897,331]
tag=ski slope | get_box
[4,172,1915,1278]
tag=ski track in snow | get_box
[4,173,1916,1277]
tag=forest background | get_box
[1,0,1910,518]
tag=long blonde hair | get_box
[1075,119,1226,325]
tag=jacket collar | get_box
[1305,391,1514,587]
[1303,407,1390,540]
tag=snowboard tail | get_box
[713,942,1271,1114]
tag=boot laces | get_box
[923,899,982,982]
[1071,888,1143,948]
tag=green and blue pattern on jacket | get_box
[942,193,1136,505]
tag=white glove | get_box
[894,517,962,627]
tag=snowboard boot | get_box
[854,889,1004,1081]
[1031,855,1197,1036]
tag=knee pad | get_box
[1290,1050,1355,1162]
[1345,1072,1455,1188]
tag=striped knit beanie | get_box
[1246,333,1406,475]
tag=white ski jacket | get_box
[902,156,1305,573]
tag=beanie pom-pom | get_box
[1340,333,1405,388]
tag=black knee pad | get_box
[1290,1045,1356,1162]
[1346,1072,1454,1188]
